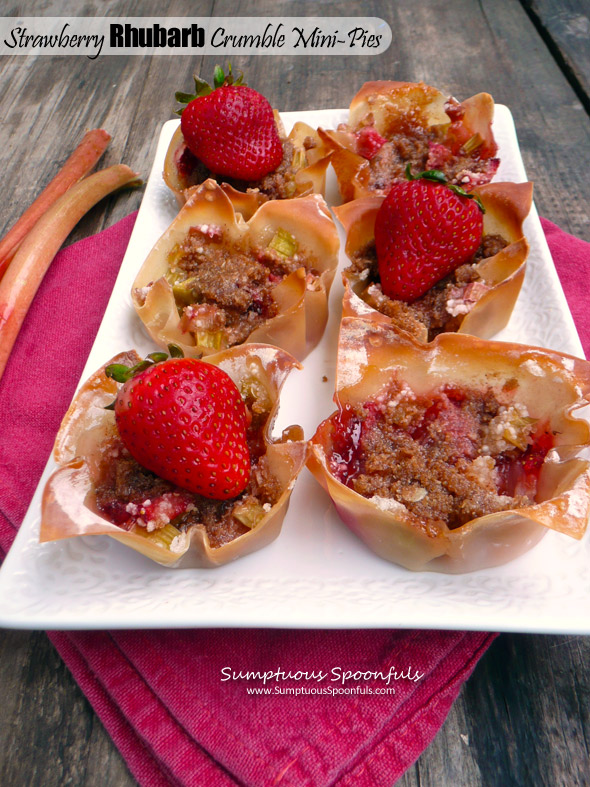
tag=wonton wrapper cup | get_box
[320,81,498,202]
[164,116,332,206]
[132,180,340,362]
[41,346,307,568]
[335,181,533,342]
[308,319,590,573]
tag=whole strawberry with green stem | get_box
[176,64,284,181]
[374,167,485,302]
[105,346,250,500]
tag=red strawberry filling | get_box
[175,145,199,181]
[149,224,318,349]
[348,233,508,341]
[355,126,387,160]
[327,380,553,531]
[96,471,195,532]
[495,430,555,499]
[94,379,281,547]
[347,103,499,192]
[426,142,453,168]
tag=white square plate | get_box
[0,108,588,633]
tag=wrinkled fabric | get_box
[1,212,586,786]
[540,218,589,357]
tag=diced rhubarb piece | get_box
[455,159,500,188]
[233,499,266,529]
[426,142,453,169]
[355,126,387,159]
[195,330,224,349]
[462,133,484,154]
[268,227,298,257]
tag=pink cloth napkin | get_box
[540,218,589,354]
[0,213,588,786]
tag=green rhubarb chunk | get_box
[292,148,306,170]
[268,227,298,258]
[239,368,273,413]
[463,133,483,154]
[166,244,185,268]
[134,523,183,549]
[195,330,224,349]
[233,500,266,529]
[503,416,537,451]
[172,276,200,305]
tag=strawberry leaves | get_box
[104,345,183,409]
[174,64,246,116]
[405,164,486,212]
[105,345,183,384]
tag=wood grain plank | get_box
[397,634,590,787]
[0,0,215,243]
[521,0,590,113]
[0,630,133,786]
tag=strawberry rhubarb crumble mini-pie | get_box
[132,179,339,361]
[335,174,533,342]
[41,345,307,568]
[164,65,331,205]
[308,319,590,573]
[320,81,499,202]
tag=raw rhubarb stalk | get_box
[0,129,111,278]
[0,164,139,382]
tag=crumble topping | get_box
[521,359,545,377]
[328,379,553,532]
[348,234,508,340]
[157,224,318,349]
[176,138,302,199]
[344,98,499,192]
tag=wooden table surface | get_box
[1,1,589,785]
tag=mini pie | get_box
[335,181,533,342]
[164,115,332,206]
[320,81,499,202]
[132,179,340,361]
[308,318,590,573]
[41,345,307,568]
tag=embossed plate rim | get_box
[0,107,588,632]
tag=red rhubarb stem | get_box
[0,164,140,382]
[0,129,111,279]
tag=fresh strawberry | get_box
[176,64,283,180]
[374,170,484,302]
[356,126,387,159]
[106,348,250,500]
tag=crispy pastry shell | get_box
[163,116,332,206]
[320,81,498,202]
[41,345,307,568]
[308,319,590,573]
[132,180,340,361]
[335,181,533,342]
